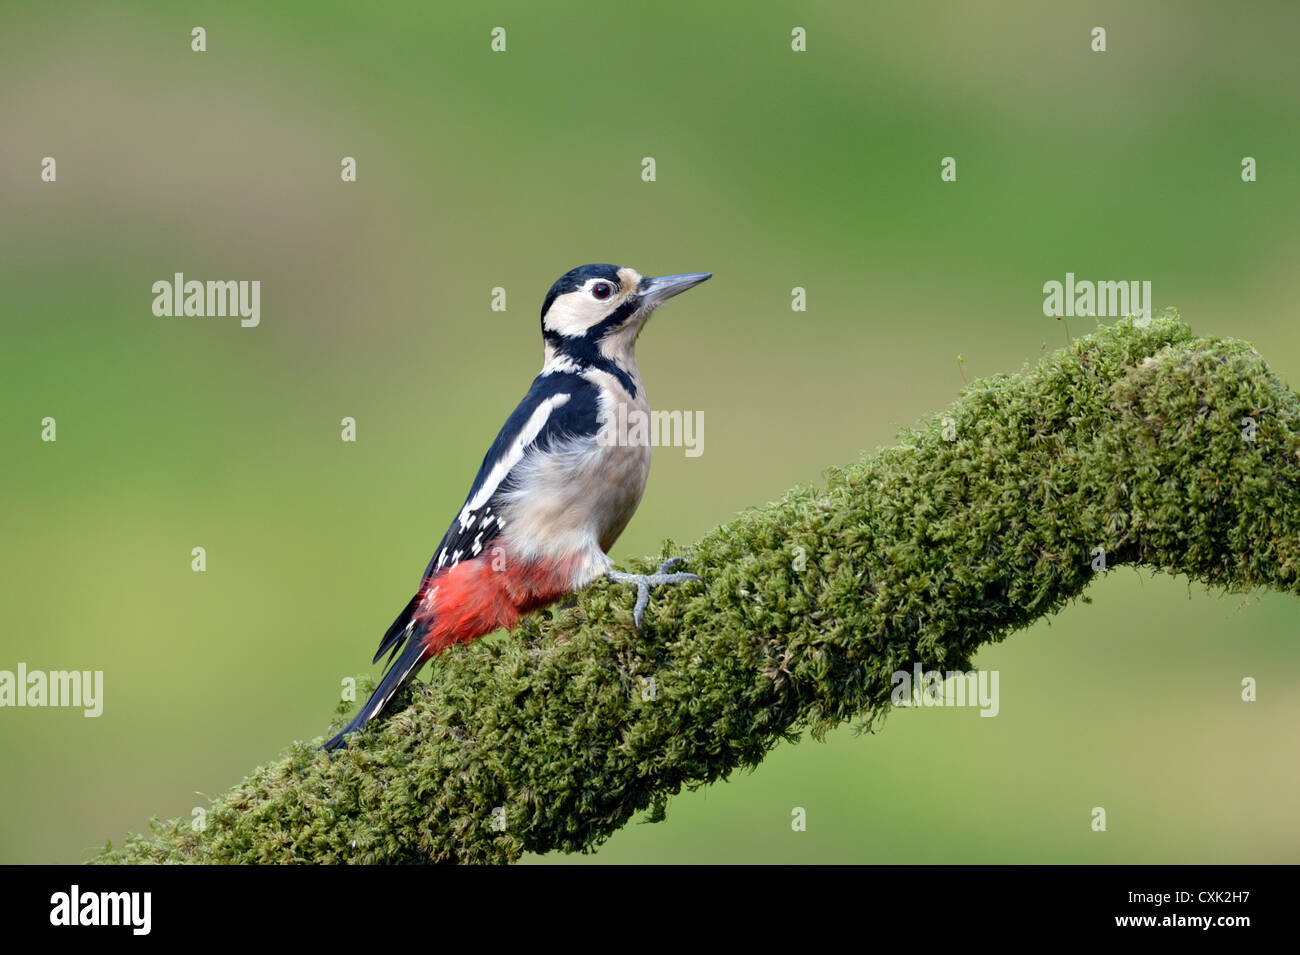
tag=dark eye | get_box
[591,282,613,300]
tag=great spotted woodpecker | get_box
[323,264,710,751]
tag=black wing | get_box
[421,370,602,580]
[370,370,601,665]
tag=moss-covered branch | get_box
[94,316,1300,864]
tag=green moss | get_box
[92,315,1300,864]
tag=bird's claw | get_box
[608,557,702,631]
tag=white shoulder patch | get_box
[457,393,571,530]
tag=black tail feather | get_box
[323,620,429,752]
[373,594,421,666]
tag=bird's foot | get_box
[607,557,702,632]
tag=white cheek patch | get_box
[543,280,638,338]
[543,290,608,338]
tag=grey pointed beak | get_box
[639,272,712,306]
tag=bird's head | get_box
[539,264,710,370]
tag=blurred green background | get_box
[2,0,1298,864]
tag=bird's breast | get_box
[589,381,652,551]
[496,387,651,580]
[591,426,652,552]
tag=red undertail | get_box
[413,550,585,657]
